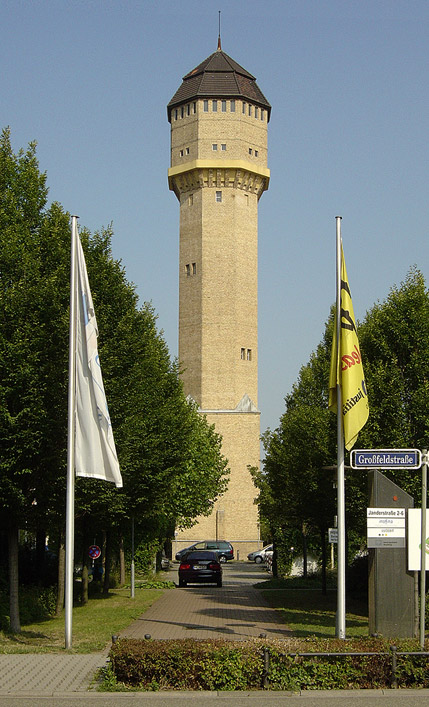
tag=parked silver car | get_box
[247,544,273,564]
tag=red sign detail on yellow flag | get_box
[329,244,369,450]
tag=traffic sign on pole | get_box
[88,545,101,560]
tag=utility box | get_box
[368,470,415,637]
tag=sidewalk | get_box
[0,562,285,696]
[0,652,109,695]
[120,563,292,641]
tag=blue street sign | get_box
[351,449,422,470]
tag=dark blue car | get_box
[178,550,222,587]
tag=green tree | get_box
[259,320,336,583]
[358,267,429,502]
[0,129,229,624]
[0,129,70,629]
[259,269,429,582]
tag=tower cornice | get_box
[168,160,270,199]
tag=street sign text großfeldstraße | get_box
[351,449,422,470]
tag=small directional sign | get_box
[328,528,338,544]
[351,449,421,470]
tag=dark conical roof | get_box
[167,48,271,122]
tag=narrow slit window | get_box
[192,262,196,275]
[221,100,226,112]
[212,99,218,112]
[215,191,222,203]
[193,102,196,113]
[241,348,245,360]
[212,143,218,151]
[185,264,191,277]
[242,101,246,114]
[248,104,252,116]
[181,106,184,118]
[187,104,190,116]
[255,107,259,119]
[230,99,235,112]
[203,100,209,112]
[186,147,190,155]
[221,144,226,151]
[247,349,252,361]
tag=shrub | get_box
[107,637,429,691]
[0,585,57,630]
[131,541,159,576]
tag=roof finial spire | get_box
[217,10,222,50]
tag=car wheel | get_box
[179,579,186,587]
[255,556,262,564]
[218,555,227,563]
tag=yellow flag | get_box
[329,244,369,450]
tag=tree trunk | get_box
[56,529,66,616]
[35,529,46,586]
[81,524,90,605]
[8,524,21,633]
[302,523,308,579]
[272,539,278,578]
[320,525,327,595]
[119,534,126,586]
[103,530,112,596]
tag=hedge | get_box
[106,637,429,691]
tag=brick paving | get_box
[120,562,291,641]
[0,562,289,695]
[0,653,108,695]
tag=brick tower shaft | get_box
[168,47,270,557]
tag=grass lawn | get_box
[261,588,368,638]
[0,587,164,654]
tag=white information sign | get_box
[407,509,429,571]
[367,508,406,519]
[328,528,338,544]
[367,527,405,538]
[367,508,406,548]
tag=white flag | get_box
[74,231,122,488]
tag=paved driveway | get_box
[120,561,291,640]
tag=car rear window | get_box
[185,551,218,561]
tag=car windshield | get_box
[184,551,218,561]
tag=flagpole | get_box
[335,215,346,639]
[65,215,78,649]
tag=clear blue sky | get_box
[2,0,429,436]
